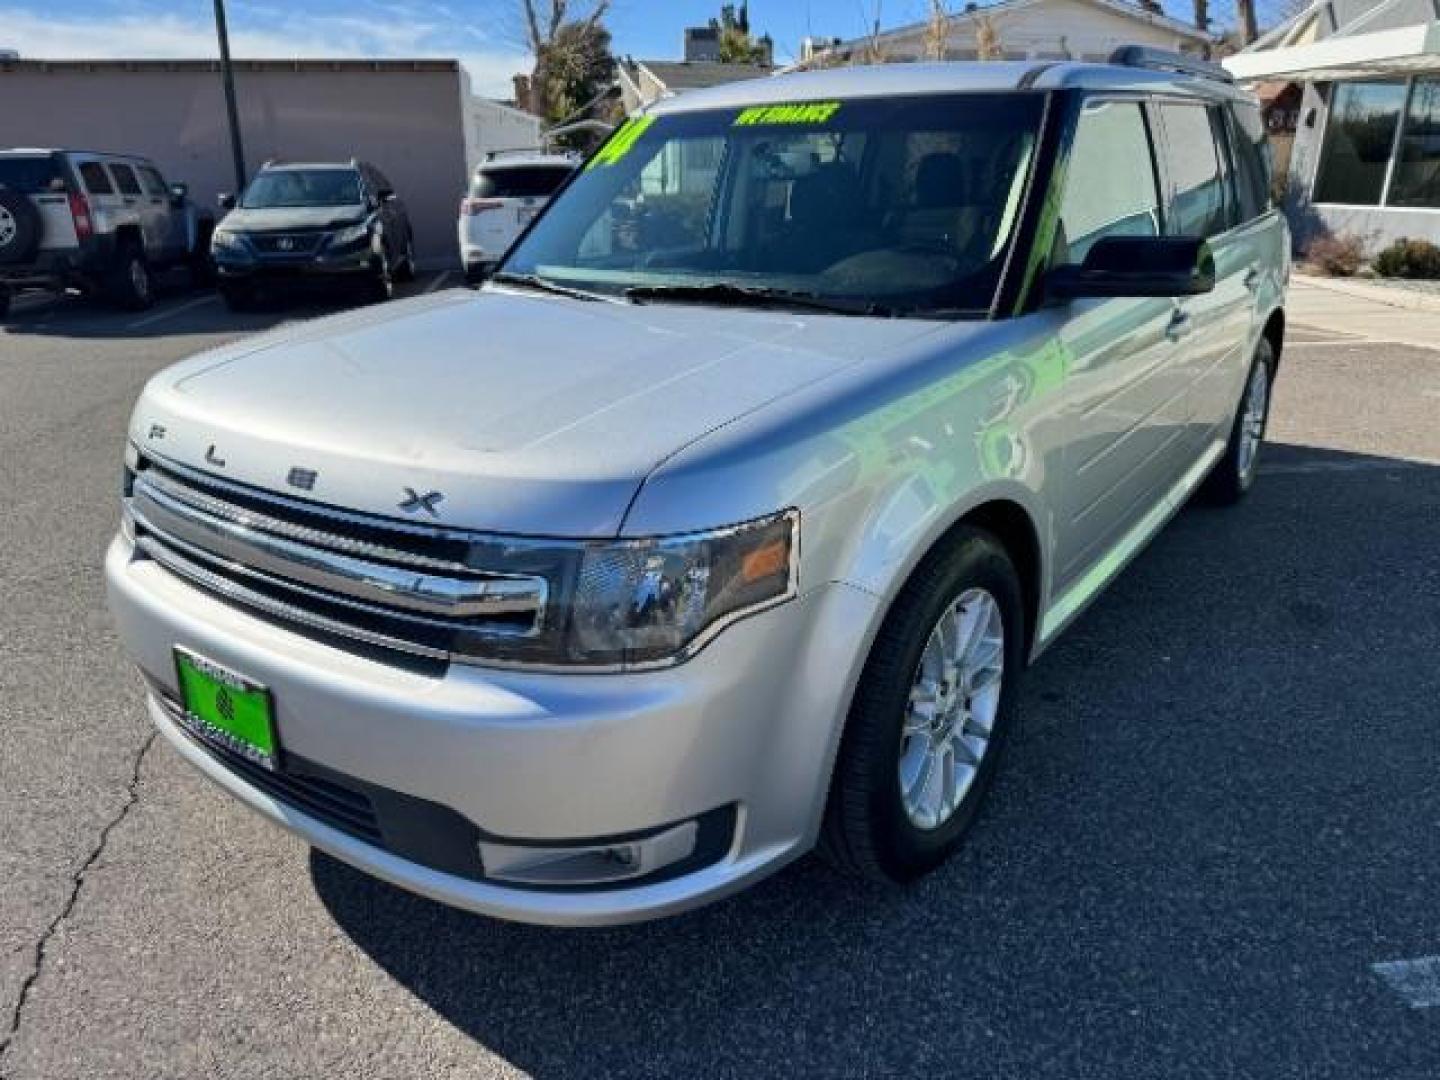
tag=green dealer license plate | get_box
[174,648,279,771]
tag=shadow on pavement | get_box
[1,274,448,341]
[312,442,1440,1077]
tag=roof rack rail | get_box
[482,147,548,162]
[1108,45,1234,84]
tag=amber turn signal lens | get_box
[741,537,790,584]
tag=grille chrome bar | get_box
[127,456,556,663]
[132,473,546,621]
[137,533,452,661]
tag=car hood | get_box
[219,204,367,233]
[132,288,945,536]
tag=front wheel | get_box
[393,235,417,283]
[1202,337,1275,505]
[820,527,1024,883]
[366,254,394,303]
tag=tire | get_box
[1201,337,1275,506]
[366,254,394,303]
[0,185,43,265]
[219,284,255,312]
[109,244,155,311]
[394,234,417,283]
[190,221,217,288]
[820,527,1025,883]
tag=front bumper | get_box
[215,250,375,288]
[105,534,877,925]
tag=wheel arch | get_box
[845,488,1048,667]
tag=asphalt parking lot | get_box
[2,282,1438,1079]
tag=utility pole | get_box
[214,0,248,193]
[1235,0,1259,45]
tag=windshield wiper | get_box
[624,282,895,318]
[488,272,607,303]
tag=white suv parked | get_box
[458,150,577,283]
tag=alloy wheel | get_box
[899,588,1005,830]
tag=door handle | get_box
[1165,307,1193,342]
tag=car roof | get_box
[647,60,1253,116]
[476,152,578,171]
[0,148,154,162]
[260,161,363,172]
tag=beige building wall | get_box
[0,59,472,265]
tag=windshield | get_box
[242,169,363,209]
[472,165,574,199]
[502,93,1044,317]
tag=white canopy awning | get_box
[1224,20,1440,82]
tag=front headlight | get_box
[565,510,798,667]
[328,222,370,248]
[211,229,246,253]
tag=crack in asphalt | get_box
[0,731,156,1075]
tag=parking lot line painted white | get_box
[1372,957,1440,1008]
[125,295,219,330]
[1260,457,1440,475]
[424,271,451,294]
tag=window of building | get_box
[1389,76,1440,208]
[1160,103,1229,238]
[1313,80,1408,205]
[1054,99,1162,264]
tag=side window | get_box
[1159,103,1228,238]
[78,161,114,195]
[1054,99,1161,265]
[109,163,143,197]
[139,166,168,198]
[1229,102,1273,218]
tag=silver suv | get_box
[0,149,213,316]
[107,51,1288,925]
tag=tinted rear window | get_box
[471,165,573,199]
[109,164,143,196]
[0,157,62,194]
[78,162,114,195]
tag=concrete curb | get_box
[1293,273,1440,314]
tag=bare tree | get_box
[923,0,952,61]
[517,0,612,116]
[1193,0,1209,33]
[854,0,888,64]
[975,14,1003,60]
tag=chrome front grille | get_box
[251,232,326,256]
[126,457,551,666]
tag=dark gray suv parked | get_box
[212,159,417,310]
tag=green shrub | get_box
[1304,233,1366,277]
[1372,238,1440,279]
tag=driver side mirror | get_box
[1046,236,1216,301]
[377,188,397,202]
[218,192,237,212]
[169,182,189,207]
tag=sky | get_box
[0,0,1264,98]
